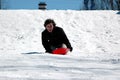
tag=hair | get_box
[44,19,56,27]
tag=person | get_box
[109,0,114,10]
[42,19,73,53]
[84,0,95,10]
[117,0,120,10]
[84,0,89,10]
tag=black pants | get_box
[84,0,95,10]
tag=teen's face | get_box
[45,23,54,32]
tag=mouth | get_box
[48,29,52,32]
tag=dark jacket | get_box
[42,27,73,53]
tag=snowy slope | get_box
[0,10,120,80]
[0,10,120,57]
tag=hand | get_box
[69,47,73,52]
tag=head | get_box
[44,19,56,32]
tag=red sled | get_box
[52,48,70,55]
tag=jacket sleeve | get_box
[59,28,73,51]
[42,32,52,53]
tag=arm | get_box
[42,32,52,53]
[59,28,73,51]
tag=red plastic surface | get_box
[52,48,70,55]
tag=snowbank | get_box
[0,10,120,80]
[0,10,120,57]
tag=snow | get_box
[0,10,120,80]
